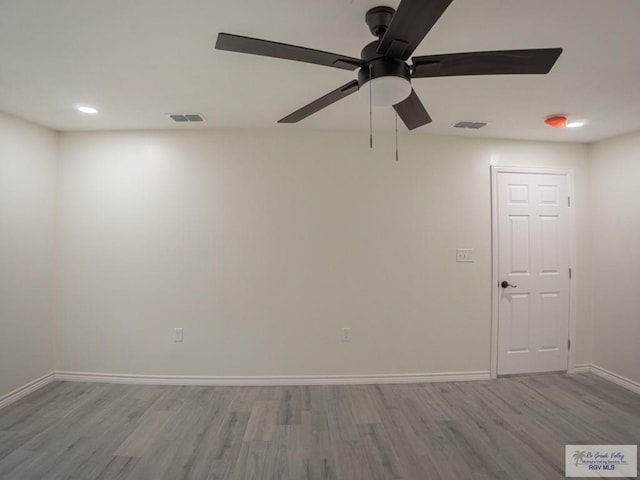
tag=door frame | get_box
[490,166,577,378]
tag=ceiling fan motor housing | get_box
[357,55,411,87]
[359,40,411,83]
[358,42,412,106]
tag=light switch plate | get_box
[456,248,474,263]
[174,328,183,342]
[341,328,352,342]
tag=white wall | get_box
[0,112,57,397]
[589,131,640,384]
[9,113,640,388]
[55,129,591,377]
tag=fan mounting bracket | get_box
[365,6,396,38]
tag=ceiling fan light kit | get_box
[357,31,412,107]
[357,69,412,107]
[215,0,563,133]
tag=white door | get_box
[496,170,571,375]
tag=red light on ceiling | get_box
[544,115,568,128]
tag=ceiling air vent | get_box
[167,114,205,123]
[453,121,488,129]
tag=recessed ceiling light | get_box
[566,121,585,128]
[76,106,98,114]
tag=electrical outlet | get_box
[456,248,474,263]
[174,328,183,342]
[341,328,352,342]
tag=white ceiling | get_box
[1,0,639,142]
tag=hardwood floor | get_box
[0,373,638,479]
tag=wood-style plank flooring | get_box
[0,373,638,479]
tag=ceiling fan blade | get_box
[278,80,359,123]
[216,33,362,71]
[393,90,432,130]
[377,0,453,60]
[412,48,563,78]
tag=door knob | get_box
[501,281,517,289]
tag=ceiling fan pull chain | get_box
[369,64,373,149]
[395,112,399,161]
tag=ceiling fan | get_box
[215,0,562,131]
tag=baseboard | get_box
[589,364,640,395]
[54,370,491,386]
[4,367,636,402]
[573,363,592,374]
[0,372,55,410]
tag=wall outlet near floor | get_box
[341,328,352,342]
[174,328,183,342]
[456,248,474,263]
